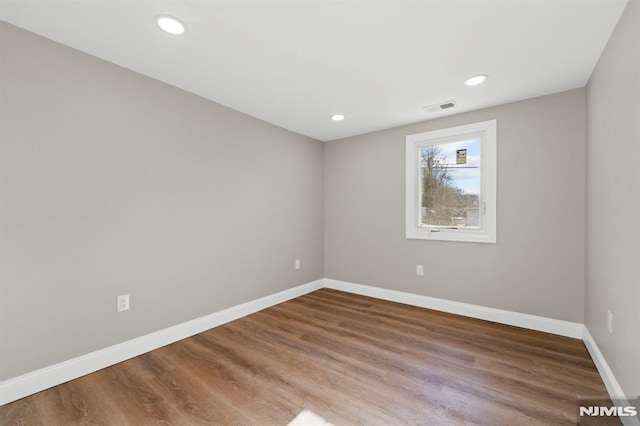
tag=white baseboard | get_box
[1,276,628,421]
[324,279,585,338]
[582,328,626,398]
[0,279,324,406]
[326,279,639,423]
[582,328,639,426]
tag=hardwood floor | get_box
[0,289,617,425]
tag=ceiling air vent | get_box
[423,100,456,114]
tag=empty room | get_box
[1,0,638,424]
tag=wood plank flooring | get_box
[0,289,616,425]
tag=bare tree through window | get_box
[419,139,480,228]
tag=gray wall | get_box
[0,22,324,380]
[3,2,637,398]
[325,89,586,323]
[586,0,640,397]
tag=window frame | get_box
[405,119,497,243]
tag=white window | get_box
[406,119,496,243]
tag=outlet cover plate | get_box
[117,294,130,312]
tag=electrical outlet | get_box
[295,259,301,270]
[416,265,424,276]
[607,310,613,334]
[117,294,130,312]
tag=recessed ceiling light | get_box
[156,15,186,35]
[464,74,488,86]
[331,114,345,121]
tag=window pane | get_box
[419,138,481,228]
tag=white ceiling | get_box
[0,0,628,141]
